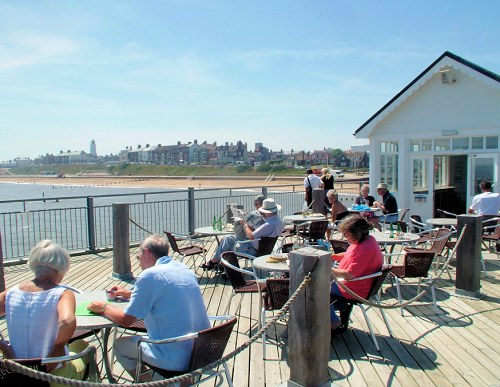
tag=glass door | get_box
[467,154,498,206]
[409,155,433,221]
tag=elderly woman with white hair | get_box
[0,240,88,383]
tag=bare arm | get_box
[244,224,255,240]
[332,267,355,281]
[46,290,76,371]
[87,301,138,327]
[0,291,6,316]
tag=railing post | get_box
[86,197,96,252]
[288,247,331,386]
[262,186,268,198]
[112,203,133,280]
[0,231,5,292]
[188,187,195,234]
[455,214,482,298]
[312,188,325,214]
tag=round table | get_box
[369,230,420,245]
[76,290,129,383]
[283,214,327,223]
[426,218,457,227]
[194,226,235,244]
[253,254,290,273]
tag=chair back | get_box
[220,252,247,290]
[188,317,237,371]
[437,209,457,218]
[427,228,451,255]
[399,208,410,222]
[330,239,349,254]
[164,231,180,254]
[395,220,408,233]
[264,278,290,310]
[257,236,279,256]
[403,251,436,278]
[308,220,328,240]
[278,243,295,253]
[366,264,392,300]
[410,215,426,233]
[0,359,48,387]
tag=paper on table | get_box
[75,302,100,316]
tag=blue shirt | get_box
[252,214,284,249]
[125,256,209,371]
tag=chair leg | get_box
[261,307,267,359]
[395,277,404,316]
[223,292,236,316]
[376,295,393,337]
[358,304,380,351]
[430,283,438,314]
[223,362,234,387]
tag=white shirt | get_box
[469,191,500,215]
[304,174,323,189]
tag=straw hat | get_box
[258,198,281,214]
[376,183,388,190]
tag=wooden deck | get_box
[1,237,500,386]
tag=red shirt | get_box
[337,235,383,299]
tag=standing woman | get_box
[321,168,335,209]
[0,240,89,383]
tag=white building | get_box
[354,51,500,219]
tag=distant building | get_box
[90,139,97,157]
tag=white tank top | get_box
[6,285,67,359]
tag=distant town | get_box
[2,139,369,170]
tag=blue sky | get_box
[1,0,499,161]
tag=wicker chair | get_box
[409,214,429,234]
[436,209,457,218]
[483,218,500,255]
[134,316,237,386]
[261,278,290,359]
[330,265,393,351]
[234,236,279,260]
[220,251,267,326]
[164,231,207,269]
[329,239,349,255]
[298,220,329,245]
[390,251,437,315]
[0,344,98,387]
[404,228,451,273]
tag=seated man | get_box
[201,198,284,270]
[371,183,398,231]
[468,180,500,218]
[88,234,209,381]
[231,194,265,240]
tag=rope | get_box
[129,218,155,235]
[0,275,312,386]
[331,225,467,309]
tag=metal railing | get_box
[0,182,365,262]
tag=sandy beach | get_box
[0,173,366,190]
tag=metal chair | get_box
[409,214,430,234]
[330,265,393,351]
[0,343,98,386]
[436,209,457,218]
[164,231,207,269]
[261,278,290,359]
[404,228,451,274]
[234,236,279,260]
[220,251,267,326]
[298,220,329,245]
[482,218,500,255]
[134,316,237,386]
[390,251,438,315]
[329,239,349,254]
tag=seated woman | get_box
[325,190,349,240]
[330,216,383,331]
[355,184,375,207]
[0,240,89,385]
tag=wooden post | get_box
[188,188,195,234]
[288,247,331,387]
[112,203,133,280]
[0,231,5,292]
[86,196,96,252]
[455,214,482,298]
[312,188,325,214]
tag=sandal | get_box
[200,261,218,271]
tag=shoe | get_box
[200,261,218,271]
[331,325,347,336]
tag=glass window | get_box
[452,137,469,150]
[486,136,499,149]
[380,154,398,192]
[422,139,432,151]
[380,141,399,153]
[471,137,483,149]
[434,156,449,189]
[435,139,450,151]
[413,159,429,194]
[409,140,420,152]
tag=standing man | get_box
[372,183,398,230]
[88,234,209,381]
[304,169,324,208]
[468,180,500,217]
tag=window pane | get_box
[409,140,420,152]
[422,139,432,151]
[380,141,399,153]
[435,139,450,151]
[434,156,448,188]
[486,136,498,149]
[452,137,469,150]
[471,137,483,149]
[413,159,429,194]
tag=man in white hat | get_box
[201,198,284,270]
[372,183,398,230]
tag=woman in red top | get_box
[330,215,383,330]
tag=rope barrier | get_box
[129,218,155,235]
[0,275,312,386]
[331,225,467,309]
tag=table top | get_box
[283,214,327,223]
[253,254,290,273]
[370,230,420,245]
[76,290,128,330]
[426,218,457,226]
[348,206,380,214]
[194,226,235,236]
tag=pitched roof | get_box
[354,51,500,137]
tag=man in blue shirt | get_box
[88,234,209,381]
